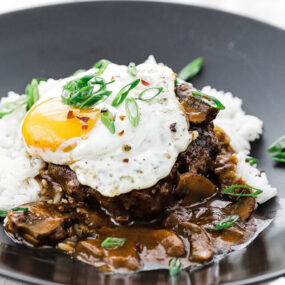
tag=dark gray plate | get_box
[0,1,284,284]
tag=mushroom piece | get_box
[180,222,213,262]
[176,173,216,205]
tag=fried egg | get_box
[22,57,192,197]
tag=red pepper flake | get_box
[119,115,126,121]
[118,130,124,136]
[111,76,115,80]
[135,243,144,253]
[141,79,150,86]
[226,246,231,252]
[67,110,75,119]
[82,125,89,131]
[76,116,90,123]
[122,158,129,163]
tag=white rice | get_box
[0,63,276,209]
[202,86,277,204]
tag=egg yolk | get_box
[22,97,100,151]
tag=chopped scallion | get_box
[138,87,163,102]
[215,215,240,231]
[222,185,263,197]
[101,237,126,248]
[169,258,181,276]
[192,90,225,110]
[178,57,203,81]
[100,109,115,134]
[245,157,258,166]
[125,97,140,127]
[93,59,110,76]
[127,62,137,77]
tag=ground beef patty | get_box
[44,83,220,222]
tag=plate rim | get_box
[0,1,284,284]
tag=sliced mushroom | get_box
[226,197,256,221]
[181,222,213,262]
[176,173,216,205]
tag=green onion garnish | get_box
[125,98,140,127]
[101,237,126,248]
[245,157,258,165]
[169,258,181,276]
[61,75,113,109]
[178,57,203,81]
[267,135,285,163]
[73,69,86,76]
[0,96,27,118]
[215,215,240,231]
[272,152,285,163]
[93,59,110,76]
[25,78,41,111]
[0,207,28,218]
[192,91,225,110]
[100,109,115,134]
[222,185,263,197]
[111,79,140,107]
[138,87,163,102]
[127,62,137,77]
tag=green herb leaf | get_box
[138,87,163,102]
[245,157,258,166]
[272,152,285,163]
[178,57,203,81]
[100,109,115,134]
[0,207,28,218]
[25,78,41,111]
[61,75,113,109]
[0,96,28,118]
[192,90,225,110]
[125,98,140,127]
[215,215,240,231]
[93,59,110,76]
[268,135,285,153]
[101,237,126,248]
[11,207,29,211]
[128,62,137,77]
[111,79,140,107]
[222,185,263,197]
[169,258,181,276]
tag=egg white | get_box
[23,56,192,197]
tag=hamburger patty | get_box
[42,83,220,222]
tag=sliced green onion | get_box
[138,87,163,102]
[111,79,140,107]
[25,78,41,111]
[125,98,140,127]
[222,185,263,197]
[192,91,225,110]
[178,57,203,81]
[0,207,28,218]
[272,152,285,163]
[245,157,258,166]
[215,215,240,231]
[101,237,126,248]
[35,78,47,83]
[79,90,112,109]
[93,59,110,76]
[268,135,285,153]
[73,69,86,76]
[0,96,27,118]
[100,109,115,134]
[128,62,137,77]
[169,258,181,276]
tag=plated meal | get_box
[0,56,278,275]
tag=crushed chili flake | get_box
[118,130,124,136]
[122,158,129,163]
[141,79,150,86]
[67,110,75,119]
[82,125,89,131]
[226,246,231,252]
[111,76,115,80]
[76,116,90,123]
[119,115,126,121]
[135,243,144,253]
